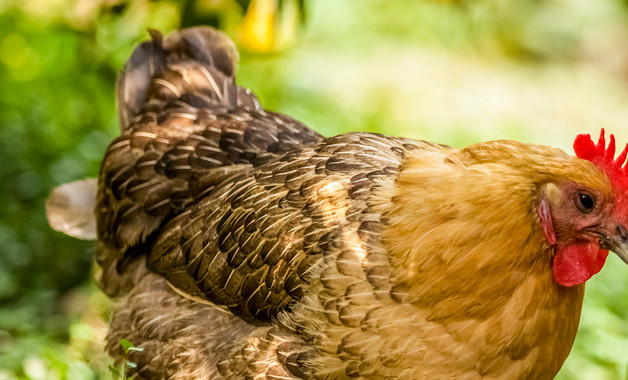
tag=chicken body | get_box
[95,27,623,379]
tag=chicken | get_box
[48,27,628,379]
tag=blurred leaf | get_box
[238,0,302,53]
[119,339,134,352]
[108,364,121,377]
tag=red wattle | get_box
[553,243,609,287]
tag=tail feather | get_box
[116,30,167,131]
[116,27,259,131]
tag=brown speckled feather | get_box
[147,133,421,322]
[97,27,320,297]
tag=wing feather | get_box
[146,133,421,323]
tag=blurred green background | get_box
[1,0,628,378]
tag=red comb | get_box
[574,129,628,217]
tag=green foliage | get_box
[0,14,110,380]
[108,340,143,380]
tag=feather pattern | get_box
[147,133,423,323]
[97,27,320,297]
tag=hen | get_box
[47,27,628,379]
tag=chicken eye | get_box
[576,192,595,213]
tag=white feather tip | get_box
[45,178,98,240]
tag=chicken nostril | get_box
[618,224,628,240]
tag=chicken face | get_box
[539,182,618,245]
[538,180,628,286]
[538,130,628,287]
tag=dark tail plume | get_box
[116,27,259,131]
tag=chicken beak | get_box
[600,224,628,265]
